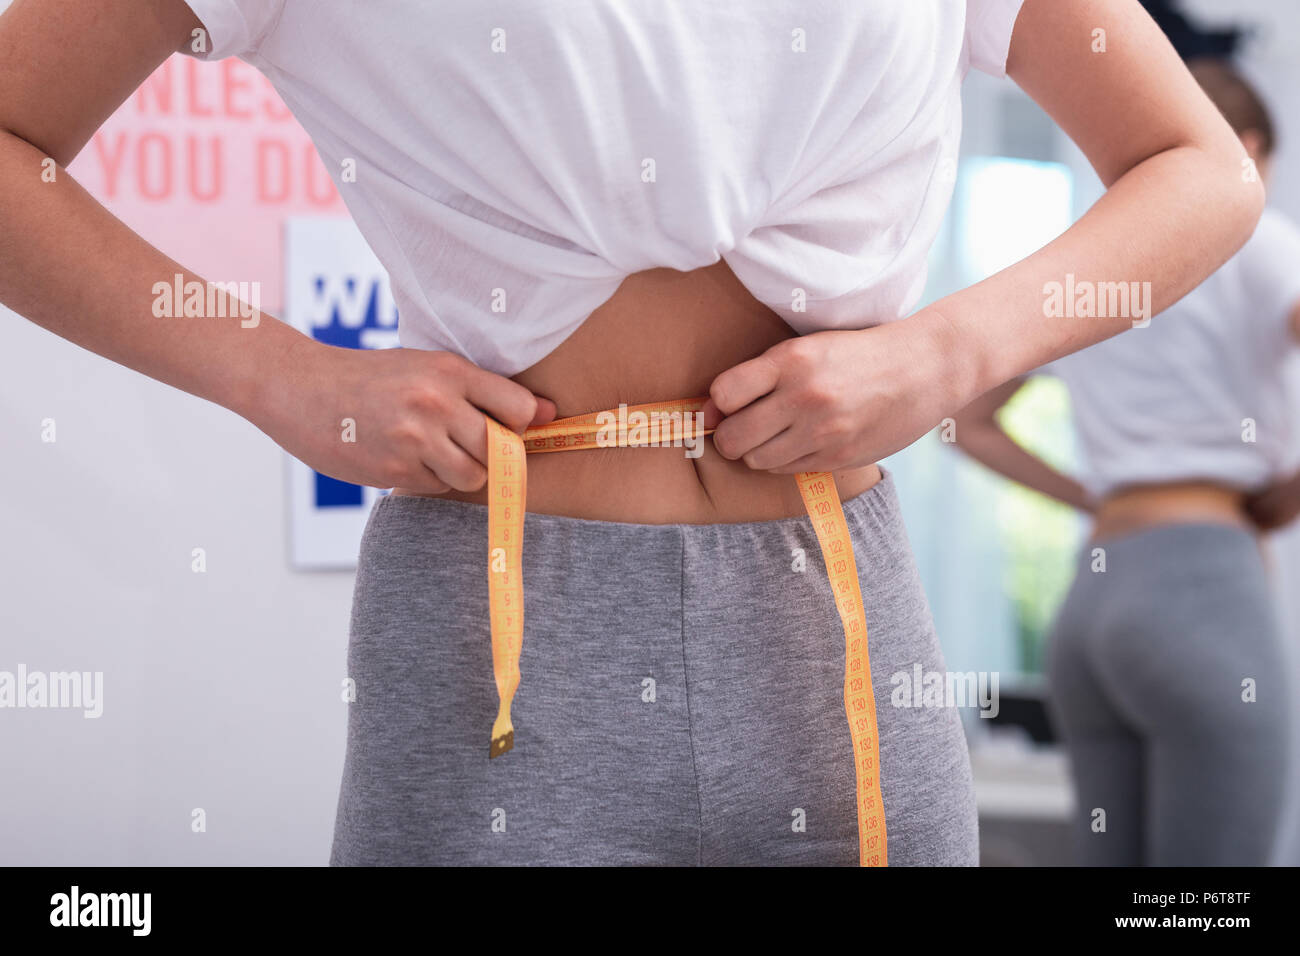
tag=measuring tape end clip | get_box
[489,730,514,759]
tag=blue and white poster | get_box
[283,217,399,569]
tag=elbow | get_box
[1229,161,1268,248]
[1221,186,1267,282]
[1199,127,1268,257]
[1243,174,1267,237]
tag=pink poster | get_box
[67,54,349,317]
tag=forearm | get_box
[955,420,1092,511]
[0,129,306,420]
[930,143,1262,407]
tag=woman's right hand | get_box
[250,337,557,494]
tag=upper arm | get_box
[1005,0,1248,187]
[0,0,202,166]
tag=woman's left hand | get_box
[701,310,969,474]
[1244,470,1300,534]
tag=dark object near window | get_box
[1140,0,1245,61]
[986,687,1058,744]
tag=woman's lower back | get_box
[395,260,882,523]
[1090,481,1254,544]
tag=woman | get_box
[0,0,1263,865]
[952,60,1297,866]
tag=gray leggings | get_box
[329,469,978,865]
[1047,522,1292,865]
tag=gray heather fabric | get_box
[329,468,978,866]
[1047,522,1292,866]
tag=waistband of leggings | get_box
[1087,518,1258,551]
[375,464,900,537]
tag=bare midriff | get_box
[1089,480,1254,544]
[393,260,883,523]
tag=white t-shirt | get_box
[1040,208,1300,499]
[180,0,1025,375]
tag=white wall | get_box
[0,313,353,864]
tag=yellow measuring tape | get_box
[484,397,887,866]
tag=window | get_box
[885,154,1084,678]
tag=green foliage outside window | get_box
[994,376,1084,672]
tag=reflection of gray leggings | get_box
[1047,522,1292,865]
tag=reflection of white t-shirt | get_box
[178,0,1026,375]
[1039,208,1300,499]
